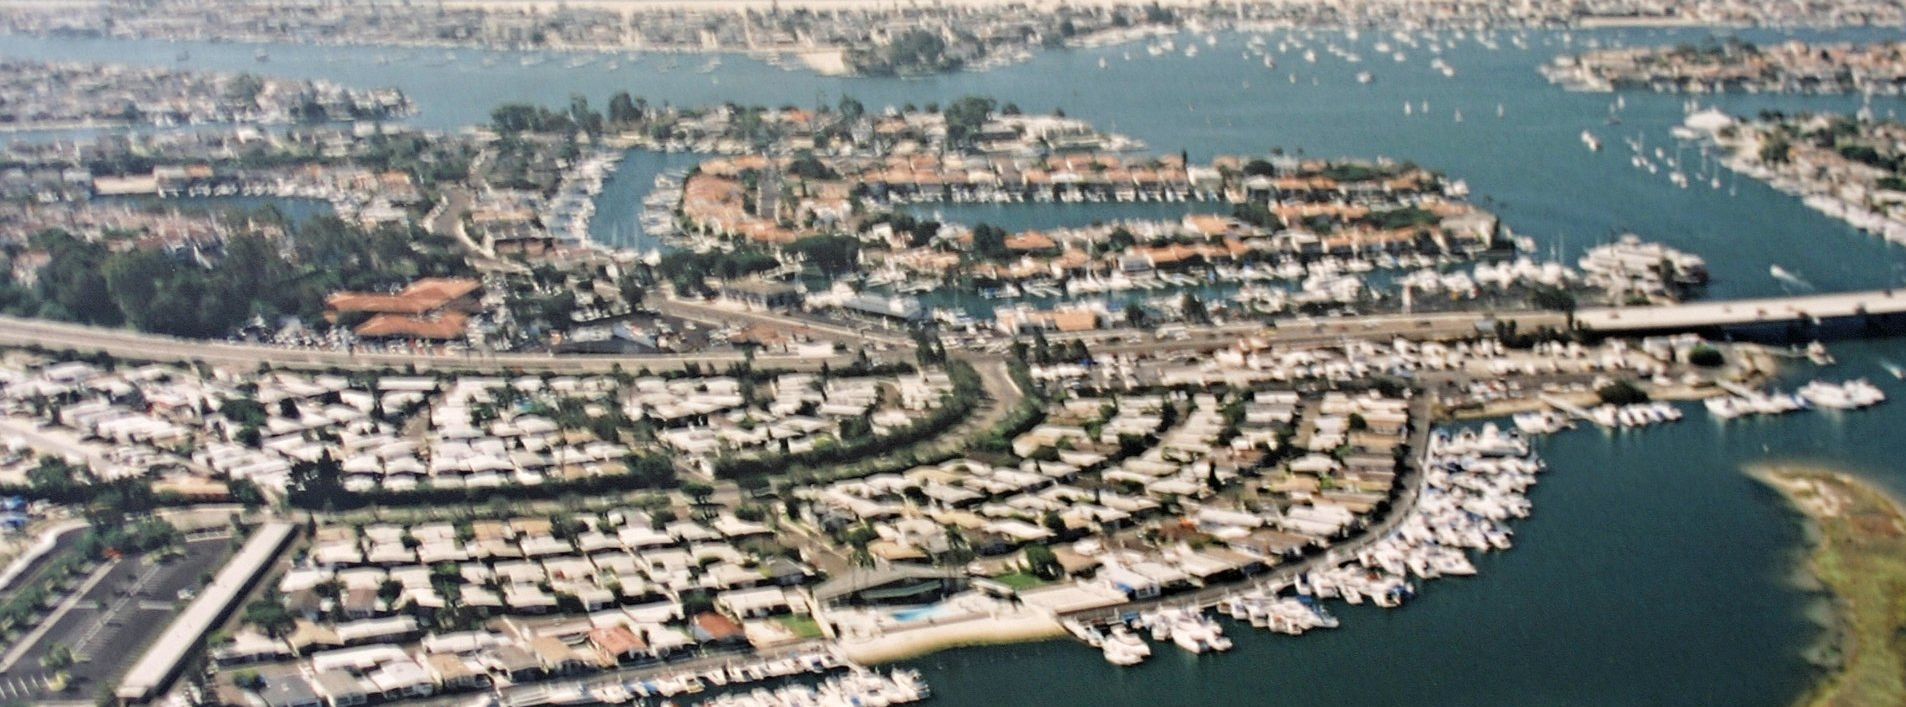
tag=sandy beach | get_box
[835,609,1066,665]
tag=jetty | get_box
[1538,394,1607,427]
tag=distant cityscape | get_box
[3,0,1905,77]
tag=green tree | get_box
[1023,544,1063,580]
[40,643,72,671]
[970,223,1009,260]
[942,96,998,146]
[787,235,861,275]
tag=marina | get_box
[1,15,1906,707]
[492,653,895,707]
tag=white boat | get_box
[1101,626,1150,666]
[1770,264,1808,289]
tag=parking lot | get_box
[0,534,231,703]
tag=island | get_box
[0,59,411,132]
[1544,40,1906,94]
[1694,111,1906,245]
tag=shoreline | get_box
[835,611,1067,665]
[1747,462,1906,707]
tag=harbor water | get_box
[6,25,1906,705]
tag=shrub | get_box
[1597,380,1650,406]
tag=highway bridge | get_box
[1573,288,1906,335]
[3,287,1902,375]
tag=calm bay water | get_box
[6,25,1906,705]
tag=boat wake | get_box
[1881,359,1905,380]
[1769,264,1812,291]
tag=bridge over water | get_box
[1574,289,1906,336]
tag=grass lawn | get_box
[990,572,1050,591]
[777,614,825,640]
[1755,465,1906,707]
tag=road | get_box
[0,315,875,374]
[428,186,529,275]
[1054,309,1569,356]
[0,299,1562,376]
[652,299,914,349]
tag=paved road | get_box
[0,299,1564,376]
[0,315,873,374]
[652,299,913,349]
[1055,309,1569,356]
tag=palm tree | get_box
[940,526,972,565]
[40,643,72,671]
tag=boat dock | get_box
[1538,394,1608,427]
[1060,396,1436,625]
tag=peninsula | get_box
[1752,464,1906,707]
[1545,40,1906,94]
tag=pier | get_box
[1538,394,1607,427]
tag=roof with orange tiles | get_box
[693,612,746,640]
[1004,232,1058,251]
[353,311,469,340]
[589,626,647,655]
[327,278,481,315]
[1050,310,1100,332]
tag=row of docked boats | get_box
[1587,402,1684,429]
[1139,606,1234,654]
[640,169,688,239]
[544,150,622,243]
[1068,605,1236,666]
[1708,379,1889,418]
[500,652,848,706]
[1099,625,1153,666]
[1080,423,1540,668]
[1705,388,1810,419]
[1797,379,1888,410]
[697,669,929,707]
[1345,425,1544,597]
[1512,410,1573,435]
[1218,593,1343,634]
